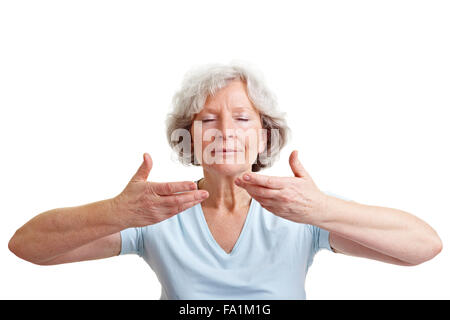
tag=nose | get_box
[217,114,237,140]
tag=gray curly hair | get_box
[165,61,291,172]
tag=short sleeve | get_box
[120,227,144,257]
[317,190,354,254]
[309,190,354,254]
[308,224,332,253]
[306,224,332,270]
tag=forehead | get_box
[201,80,257,113]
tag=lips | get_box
[212,148,242,153]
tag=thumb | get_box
[289,150,309,178]
[131,153,153,182]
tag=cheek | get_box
[190,127,204,161]
[241,127,262,156]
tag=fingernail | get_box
[201,191,209,197]
[243,174,250,181]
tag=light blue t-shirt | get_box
[120,191,346,299]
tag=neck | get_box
[198,170,252,212]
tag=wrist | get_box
[304,191,333,226]
[108,195,133,229]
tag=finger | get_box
[152,181,197,195]
[161,190,209,207]
[235,178,280,198]
[289,150,309,178]
[131,153,153,182]
[239,172,284,189]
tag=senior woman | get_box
[9,62,442,299]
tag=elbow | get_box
[8,232,45,266]
[422,231,443,264]
[429,234,443,260]
[407,233,443,266]
[8,232,21,257]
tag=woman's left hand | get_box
[235,150,327,224]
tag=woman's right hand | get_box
[114,153,209,228]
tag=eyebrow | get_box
[201,106,253,114]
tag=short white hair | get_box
[165,61,291,172]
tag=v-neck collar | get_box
[195,178,255,257]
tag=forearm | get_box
[309,195,442,265]
[8,198,126,264]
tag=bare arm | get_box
[8,153,209,266]
[35,233,122,266]
[318,196,443,266]
[329,231,418,266]
[8,198,125,265]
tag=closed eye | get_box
[201,118,248,122]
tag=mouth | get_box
[212,149,243,154]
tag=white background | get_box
[1,0,449,299]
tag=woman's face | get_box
[190,79,266,176]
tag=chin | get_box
[204,162,252,177]
[200,151,258,176]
